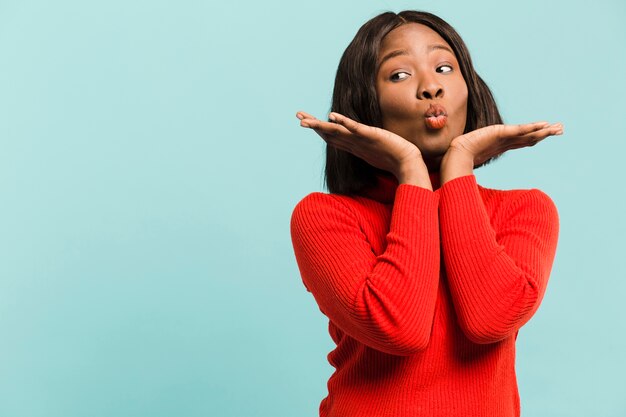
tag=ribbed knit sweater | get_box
[290,172,559,417]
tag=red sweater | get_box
[290,172,559,417]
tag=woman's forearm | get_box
[437,175,559,344]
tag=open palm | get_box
[297,111,422,180]
[449,122,563,166]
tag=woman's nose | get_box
[417,78,444,100]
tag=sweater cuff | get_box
[438,174,500,260]
[390,183,440,236]
[395,183,440,211]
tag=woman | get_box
[291,10,562,417]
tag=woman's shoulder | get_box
[476,182,555,202]
[476,182,558,220]
[293,191,353,209]
[293,190,373,213]
[291,191,381,227]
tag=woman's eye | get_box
[436,65,453,73]
[390,71,410,81]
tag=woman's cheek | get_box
[379,87,416,117]
[452,86,469,135]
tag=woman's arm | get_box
[437,123,562,344]
[293,111,440,356]
[437,174,559,344]
[291,185,440,356]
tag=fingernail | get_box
[296,113,304,120]
[328,113,336,122]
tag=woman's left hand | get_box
[448,121,563,166]
[440,121,563,184]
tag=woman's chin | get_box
[418,142,451,160]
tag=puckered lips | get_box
[424,104,448,130]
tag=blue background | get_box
[1,0,625,416]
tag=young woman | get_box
[291,10,562,417]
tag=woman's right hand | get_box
[296,111,429,186]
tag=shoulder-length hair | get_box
[326,10,503,195]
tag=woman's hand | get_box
[440,121,564,184]
[297,111,430,187]
[450,122,563,165]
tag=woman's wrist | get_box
[440,147,475,185]
[396,159,433,190]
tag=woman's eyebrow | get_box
[378,49,409,68]
[429,44,454,54]
[378,44,454,68]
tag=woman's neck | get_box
[424,155,443,173]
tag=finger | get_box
[301,118,352,137]
[503,121,551,137]
[513,124,563,148]
[539,123,563,136]
[329,112,369,136]
[549,122,564,135]
[296,111,318,121]
[306,121,365,154]
[521,123,564,138]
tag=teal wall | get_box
[0,0,624,416]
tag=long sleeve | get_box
[290,185,440,356]
[438,175,559,344]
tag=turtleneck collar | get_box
[359,171,441,204]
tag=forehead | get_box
[380,23,451,54]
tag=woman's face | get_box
[376,23,468,163]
